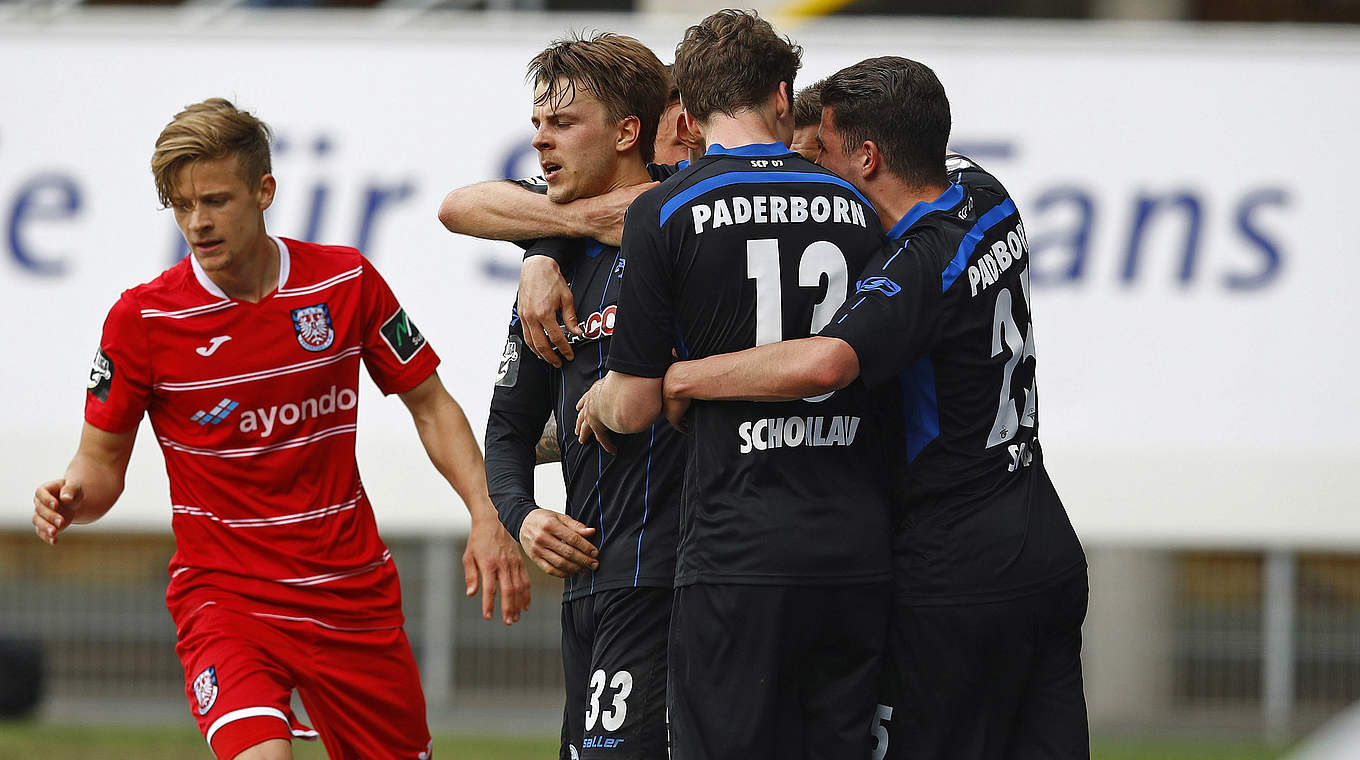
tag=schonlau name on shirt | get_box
[737,414,861,455]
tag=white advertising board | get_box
[0,12,1355,546]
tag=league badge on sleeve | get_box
[192,665,219,715]
[87,348,114,402]
[380,308,427,364]
[291,303,335,352]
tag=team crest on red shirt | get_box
[192,665,218,715]
[291,303,335,352]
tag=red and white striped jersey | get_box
[85,237,439,629]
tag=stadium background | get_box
[1,0,1357,757]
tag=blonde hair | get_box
[151,98,272,208]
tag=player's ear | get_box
[774,81,792,122]
[860,142,883,180]
[680,109,705,147]
[256,174,277,211]
[616,115,642,155]
[676,109,704,152]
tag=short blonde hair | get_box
[151,98,272,208]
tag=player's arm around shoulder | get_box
[34,422,137,545]
[437,179,652,247]
[660,337,860,429]
[398,372,531,625]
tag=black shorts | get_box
[876,569,1090,760]
[668,582,890,760]
[560,587,672,760]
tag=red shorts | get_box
[175,603,432,760]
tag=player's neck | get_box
[866,178,952,235]
[600,157,652,195]
[207,234,280,303]
[699,111,786,154]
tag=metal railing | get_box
[1,531,1357,740]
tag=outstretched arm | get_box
[400,371,531,625]
[437,180,651,248]
[33,422,137,545]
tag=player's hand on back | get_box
[519,255,580,367]
[518,508,599,578]
[32,479,80,546]
[463,515,532,625]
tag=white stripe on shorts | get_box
[205,706,288,748]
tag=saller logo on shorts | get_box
[380,308,427,364]
[193,665,218,715]
[87,348,114,402]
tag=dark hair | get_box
[664,64,680,106]
[528,32,669,163]
[792,80,824,129]
[673,9,802,123]
[821,56,950,187]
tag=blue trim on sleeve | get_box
[705,142,791,157]
[886,184,964,241]
[659,171,874,226]
[900,357,940,462]
[940,197,1017,291]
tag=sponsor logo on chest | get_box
[237,385,358,438]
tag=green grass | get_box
[0,723,557,760]
[0,722,1284,760]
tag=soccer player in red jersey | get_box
[30,98,526,760]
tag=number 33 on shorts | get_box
[584,669,633,732]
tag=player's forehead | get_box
[532,77,605,120]
[169,156,248,199]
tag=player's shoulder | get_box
[278,237,370,285]
[116,257,206,317]
[280,237,365,267]
[945,153,1010,199]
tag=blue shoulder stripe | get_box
[940,198,1017,291]
[659,171,874,226]
[886,184,964,241]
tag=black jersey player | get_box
[577,12,895,760]
[663,56,1089,760]
[482,34,683,760]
